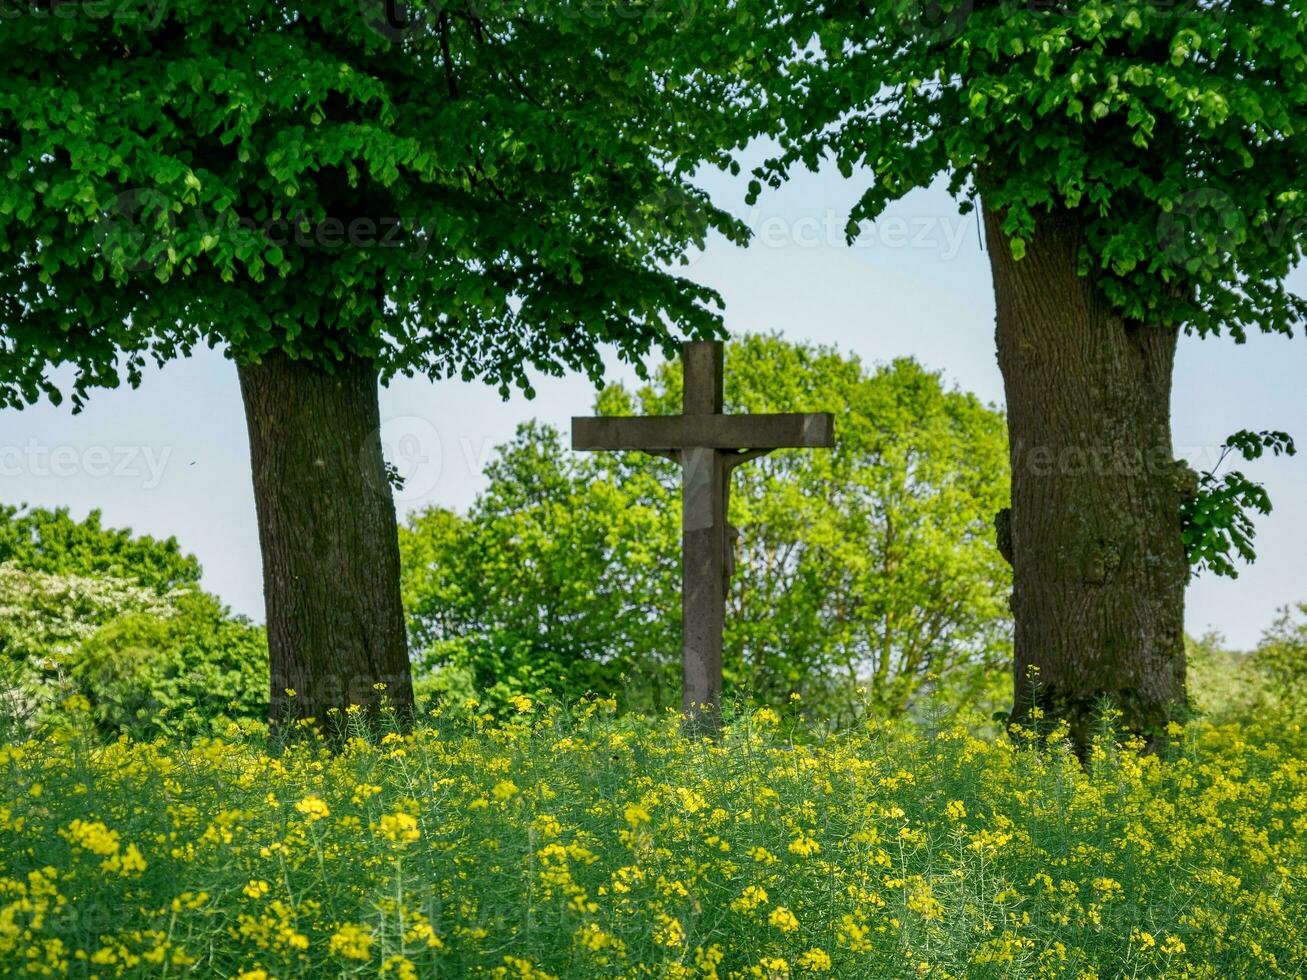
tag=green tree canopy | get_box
[401,335,1011,720]
[1252,601,1307,720]
[400,422,680,713]
[0,0,758,406]
[754,0,1306,337]
[0,505,201,593]
[0,507,264,737]
[70,589,267,740]
[0,1,767,724]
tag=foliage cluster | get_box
[0,0,760,407]
[0,506,200,592]
[1181,430,1297,578]
[0,508,266,739]
[400,336,1012,722]
[0,699,1302,978]
[1187,604,1307,724]
[755,0,1307,338]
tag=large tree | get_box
[0,2,754,726]
[753,0,1306,743]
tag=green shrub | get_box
[69,590,267,740]
[0,505,200,593]
[1185,607,1307,725]
[1185,632,1263,721]
[0,562,175,731]
[1252,603,1307,720]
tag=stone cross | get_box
[572,341,834,731]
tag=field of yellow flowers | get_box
[1,697,1303,979]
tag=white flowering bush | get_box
[0,563,267,737]
[0,562,175,728]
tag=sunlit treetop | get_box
[0,504,201,593]
[753,0,1307,337]
[0,0,767,408]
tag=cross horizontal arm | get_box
[572,413,835,453]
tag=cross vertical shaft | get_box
[680,342,727,731]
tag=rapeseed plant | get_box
[0,695,1302,977]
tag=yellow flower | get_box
[750,956,790,978]
[653,913,686,947]
[837,915,871,953]
[381,955,418,980]
[243,879,271,899]
[329,923,374,961]
[106,842,147,876]
[769,906,800,933]
[945,799,967,821]
[906,881,943,921]
[797,948,832,972]
[492,780,520,802]
[623,803,651,828]
[63,819,120,856]
[788,834,821,858]
[731,885,769,913]
[294,796,330,821]
[496,956,557,980]
[379,811,421,845]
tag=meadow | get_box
[1,696,1302,979]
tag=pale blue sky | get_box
[2,156,1303,649]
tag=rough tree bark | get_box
[983,204,1192,750]
[238,349,414,733]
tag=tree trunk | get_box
[238,349,414,734]
[983,204,1190,750]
